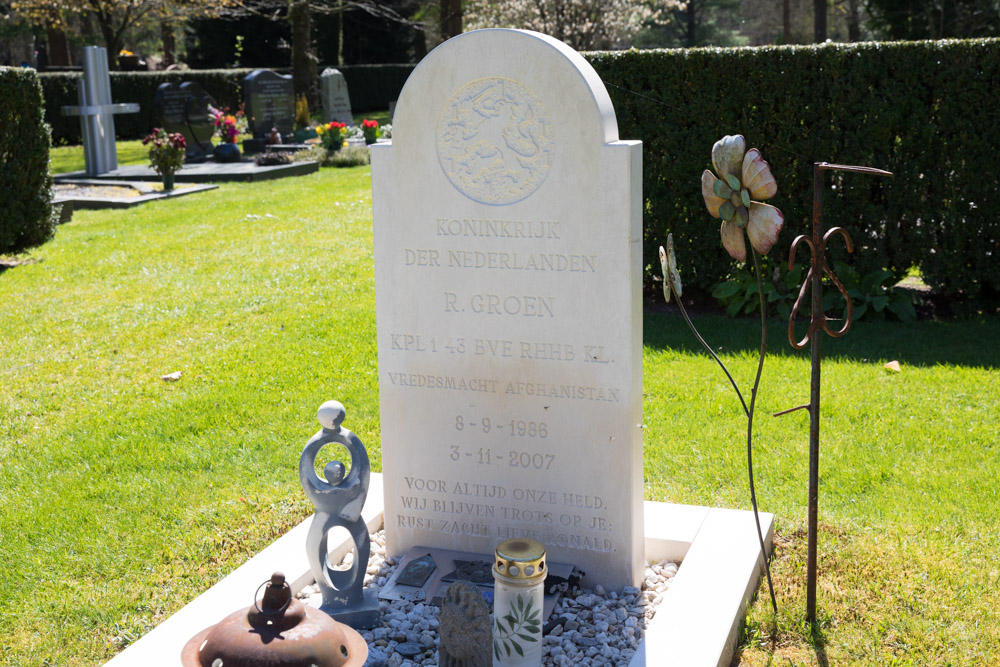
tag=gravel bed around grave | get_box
[53,182,198,199]
[298,530,679,667]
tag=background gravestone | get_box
[321,67,354,125]
[243,69,295,139]
[371,29,644,590]
[153,82,216,162]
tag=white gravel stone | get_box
[296,529,679,666]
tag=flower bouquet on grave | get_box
[210,106,248,143]
[142,127,186,192]
[660,134,783,612]
[316,121,347,151]
[361,118,379,144]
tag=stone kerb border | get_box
[104,473,772,667]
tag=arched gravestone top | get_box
[153,82,215,161]
[243,69,296,138]
[391,29,619,207]
[371,29,644,590]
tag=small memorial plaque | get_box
[440,560,494,585]
[395,553,437,587]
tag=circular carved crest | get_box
[437,77,554,205]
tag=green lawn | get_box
[1,152,998,665]
[50,139,149,175]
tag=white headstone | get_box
[320,67,353,125]
[371,29,644,589]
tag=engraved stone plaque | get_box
[437,77,554,205]
[371,29,643,589]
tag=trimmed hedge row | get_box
[40,64,415,146]
[41,69,252,146]
[1,67,54,256]
[337,64,415,112]
[586,38,1000,307]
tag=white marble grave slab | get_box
[371,29,643,589]
[320,67,353,125]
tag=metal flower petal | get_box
[659,235,683,303]
[746,202,784,256]
[742,149,778,200]
[720,217,747,262]
[701,170,725,218]
[711,135,746,181]
[659,245,671,302]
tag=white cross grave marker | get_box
[61,46,140,176]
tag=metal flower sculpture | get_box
[701,135,784,262]
[659,134,784,613]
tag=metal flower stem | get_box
[668,248,777,613]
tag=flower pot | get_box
[162,173,175,192]
[213,142,242,163]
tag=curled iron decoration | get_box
[787,225,855,349]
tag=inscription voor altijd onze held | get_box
[396,476,614,552]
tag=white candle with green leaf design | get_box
[492,538,546,666]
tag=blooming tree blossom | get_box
[465,0,682,50]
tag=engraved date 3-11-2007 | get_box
[450,445,555,470]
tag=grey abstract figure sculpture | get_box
[300,400,379,628]
[438,581,492,667]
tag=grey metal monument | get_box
[61,46,139,176]
[299,400,379,628]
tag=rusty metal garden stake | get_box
[778,162,891,624]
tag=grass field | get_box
[1,149,998,665]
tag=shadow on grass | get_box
[0,257,41,275]
[811,625,831,667]
[645,302,1000,369]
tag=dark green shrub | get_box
[320,145,370,168]
[711,261,804,320]
[337,64,414,112]
[0,67,54,256]
[586,38,1000,309]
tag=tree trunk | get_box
[335,0,344,67]
[846,0,860,41]
[783,0,791,43]
[161,21,175,67]
[686,0,698,47]
[290,0,318,107]
[814,0,827,42]
[84,1,122,69]
[440,0,462,40]
[47,23,71,66]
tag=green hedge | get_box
[41,69,252,146]
[40,64,413,146]
[586,38,1000,308]
[335,64,414,113]
[1,67,54,256]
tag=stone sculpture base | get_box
[321,587,380,630]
